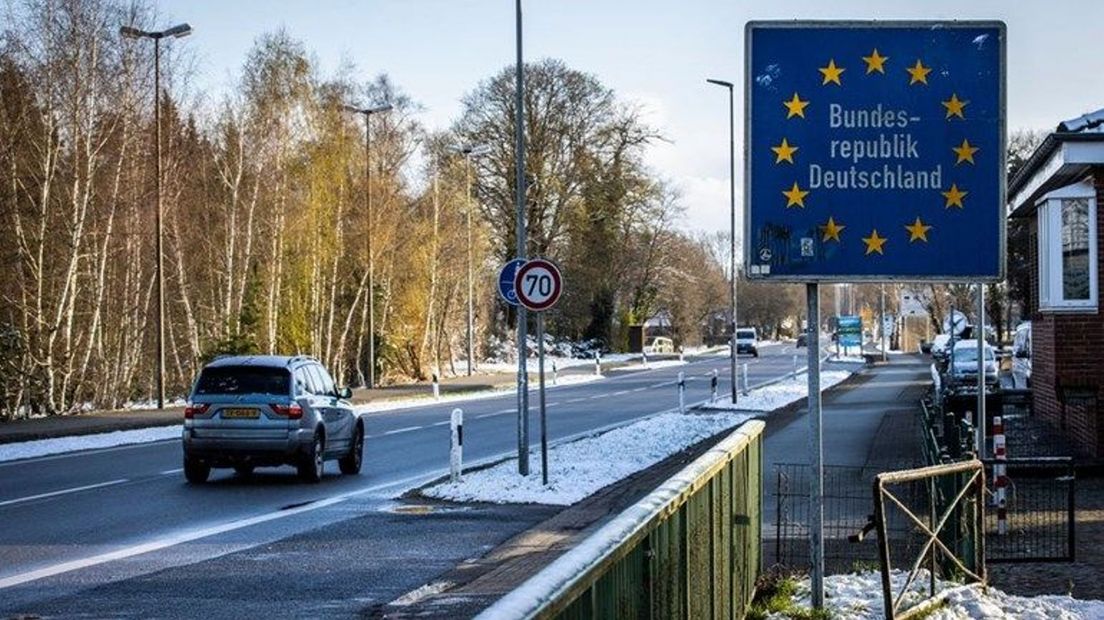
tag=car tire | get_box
[753,350,760,358]
[184,456,210,484]
[339,425,364,475]
[234,464,255,477]
[298,432,324,483]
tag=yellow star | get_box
[818,59,845,86]
[862,48,888,74]
[783,92,809,119]
[862,229,887,255]
[905,217,932,243]
[771,138,798,164]
[952,139,979,165]
[782,182,808,208]
[942,183,968,208]
[821,217,845,242]
[906,59,932,85]
[942,93,969,119]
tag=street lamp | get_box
[707,78,737,404]
[343,102,393,389]
[449,144,492,377]
[120,22,193,410]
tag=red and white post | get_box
[993,415,1008,535]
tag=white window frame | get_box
[1036,180,1098,312]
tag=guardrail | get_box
[475,420,765,620]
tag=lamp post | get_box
[343,103,392,389]
[120,22,192,410]
[515,0,530,476]
[707,78,737,404]
[450,144,491,376]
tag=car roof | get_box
[204,355,314,369]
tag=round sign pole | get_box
[514,259,563,486]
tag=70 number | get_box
[524,272,553,299]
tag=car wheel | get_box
[234,464,255,477]
[184,456,210,484]
[753,350,760,358]
[339,425,364,475]
[298,432,324,483]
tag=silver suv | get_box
[182,355,362,484]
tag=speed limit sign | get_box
[513,258,563,312]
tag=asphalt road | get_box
[0,344,808,617]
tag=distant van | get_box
[735,328,759,357]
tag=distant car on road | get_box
[1011,321,1032,389]
[946,340,1000,392]
[930,334,952,361]
[735,328,759,357]
[182,355,362,484]
[643,336,675,355]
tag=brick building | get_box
[1008,109,1104,458]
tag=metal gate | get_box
[984,457,1075,563]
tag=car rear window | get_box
[194,366,291,396]
[736,330,756,339]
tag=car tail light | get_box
[184,403,210,419]
[270,403,303,420]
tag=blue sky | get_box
[160,0,1104,234]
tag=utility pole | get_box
[451,144,491,376]
[514,0,530,476]
[120,22,193,410]
[343,102,393,388]
[707,78,737,404]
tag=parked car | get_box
[182,355,362,484]
[1011,321,1032,389]
[945,340,1000,392]
[735,328,759,357]
[644,336,675,355]
[929,334,952,361]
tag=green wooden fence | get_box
[477,420,764,620]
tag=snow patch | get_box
[773,570,1104,620]
[0,425,181,463]
[697,370,852,412]
[423,411,751,506]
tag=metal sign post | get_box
[745,21,1005,608]
[806,282,824,606]
[976,283,986,457]
[514,258,563,485]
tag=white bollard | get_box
[677,371,685,413]
[792,354,799,380]
[450,408,463,483]
[595,351,602,376]
[742,363,750,396]
[993,415,1008,535]
[552,360,558,386]
[432,372,440,401]
[642,349,649,368]
[710,369,718,403]
[679,349,684,362]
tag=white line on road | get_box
[612,390,629,396]
[565,397,585,403]
[632,387,647,392]
[431,421,450,427]
[0,479,129,509]
[381,426,422,436]
[160,468,183,475]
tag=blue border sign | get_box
[837,315,862,347]
[745,21,1005,281]
[498,258,526,306]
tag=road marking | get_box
[565,397,585,403]
[648,382,669,389]
[546,402,560,407]
[381,426,421,436]
[476,412,503,419]
[431,420,450,427]
[0,479,129,509]
[161,468,183,475]
[632,387,647,392]
[612,390,629,396]
[0,438,180,468]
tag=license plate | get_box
[221,407,259,419]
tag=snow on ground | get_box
[122,398,187,410]
[624,359,687,371]
[773,570,1104,620]
[422,411,751,505]
[697,370,852,412]
[0,425,181,463]
[355,373,602,414]
[829,354,867,363]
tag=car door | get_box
[306,364,346,454]
[315,361,353,447]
